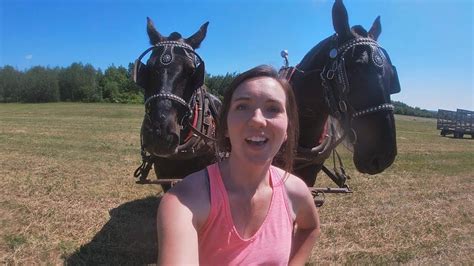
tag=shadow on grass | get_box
[66,196,161,265]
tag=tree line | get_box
[0,63,436,118]
[0,63,237,104]
[392,101,437,118]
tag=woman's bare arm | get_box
[157,191,199,264]
[156,170,210,265]
[285,174,321,265]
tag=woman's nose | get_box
[248,108,266,128]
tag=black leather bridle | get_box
[132,41,219,182]
[281,34,401,175]
[133,41,206,125]
[320,35,401,143]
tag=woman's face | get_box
[226,77,288,166]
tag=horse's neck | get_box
[291,70,329,147]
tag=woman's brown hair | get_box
[216,65,299,172]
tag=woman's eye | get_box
[267,106,283,113]
[235,104,247,111]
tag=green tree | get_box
[58,63,101,102]
[392,101,436,118]
[21,66,59,102]
[205,72,238,100]
[0,65,23,102]
[99,65,142,103]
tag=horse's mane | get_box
[299,36,332,67]
[351,25,368,38]
[328,115,354,152]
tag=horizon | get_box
[1,0,473,111]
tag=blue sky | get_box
[1,0,472,111]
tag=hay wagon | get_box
[437,109,474,138]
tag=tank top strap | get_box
[199,163,225,234]
[269,165,285,187]
[269,165,294,224]
[207,162,228,204]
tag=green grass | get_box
[0,104,473,264]
[4,234,27,250]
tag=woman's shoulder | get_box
[167,168,209,197]
[159,167,211,229]
[271,166,313,215]
[271,166,309,195]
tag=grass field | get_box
[1,103,473,264]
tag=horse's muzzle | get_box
[142,128,180,157]
[353,148,397,175]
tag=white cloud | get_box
[25,54,33,60]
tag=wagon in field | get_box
[437,109,474,138]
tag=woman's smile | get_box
[245,135,269,146]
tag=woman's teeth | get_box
[245,136,268,145]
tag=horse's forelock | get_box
[168,32,183,41]
[351,25,368,38]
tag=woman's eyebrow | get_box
[266,99,284,104]
[232,97,284,105]
[231,96,252,102]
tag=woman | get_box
[157,65,320,265]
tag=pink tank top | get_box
[198,163,294,265]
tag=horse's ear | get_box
[186,22,209,49]
[332,0,351,41]
[368,16,382,41]
[147,17,165,45]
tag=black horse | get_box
[133,18,221,191]
[282,0,401,187]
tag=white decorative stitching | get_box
[352,103,394,118]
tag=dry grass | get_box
[311,115,474,264]
[0,104,472,264]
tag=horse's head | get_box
[134,18,208,157]
[327,0,401,174]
